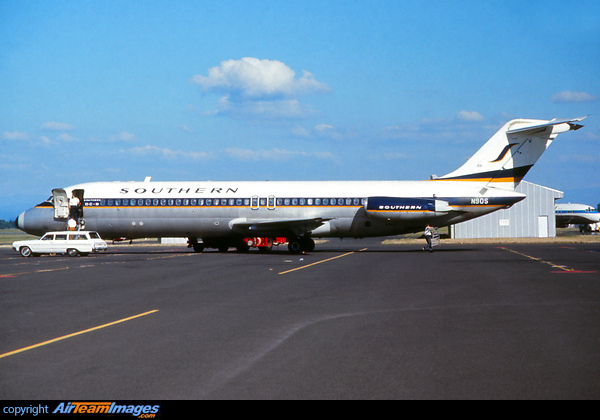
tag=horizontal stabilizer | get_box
[506,116,587,136]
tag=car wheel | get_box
[20,246,32,257]
[67,248,79,257]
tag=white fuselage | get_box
[555,203,600,227]
[16,179,524,240]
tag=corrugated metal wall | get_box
[452,181,563,239]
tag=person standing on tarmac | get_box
[423,224,434,252]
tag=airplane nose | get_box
[15,212,25,230]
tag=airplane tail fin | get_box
[436,117,586,190]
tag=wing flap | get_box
[231,217,333,236]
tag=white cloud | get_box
[127,145,211,160]
[114,132,136,142]
[456,111,484,122]
[179,124,195,133]
[291,123,352,140]
[551,91,596,103]
[216,96,314,119]
[56,133,78,142]
[191,57,330,119]
[191,57,329,99]
[1,131,30,141]
[225,147,334,161]
[40,121,76,131]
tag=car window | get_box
[41,234,53,241]
[55,234,67,240]
[89,232,101,239]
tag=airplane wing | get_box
[230,217,333,237]
[507,116,587,136]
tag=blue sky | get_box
[1,0,599,220]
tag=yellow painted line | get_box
[0,310,159,359]
[0,266,70,278]
[279,248,367,275]
[498,247,573,272]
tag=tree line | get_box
[0,220,16,229]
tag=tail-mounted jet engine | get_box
[364,197,452,221]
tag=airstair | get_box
[431,227,440,248]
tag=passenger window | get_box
[55,234,67,240]
[41,235,53,241]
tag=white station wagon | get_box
[13,231,108,257]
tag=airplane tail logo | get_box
[436,117,586,190]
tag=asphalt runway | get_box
[1,238,599,400]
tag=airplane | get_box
[15,116,586,253]
[555,202,600,231]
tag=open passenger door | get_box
[52,189,69,219]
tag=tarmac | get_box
[1,238,599,399]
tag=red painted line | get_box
[551,271,597,274]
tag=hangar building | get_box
[451,181,563,239]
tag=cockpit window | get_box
[36,196,54,207]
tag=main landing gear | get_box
[187,236,315,254]
[287,237,315,253]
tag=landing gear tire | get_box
[236,242,250,253]
[288,240,303,253]
[288,238,315,253]
[20,246,32,258]
[192,243,205,253]
[303,238,316,252]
